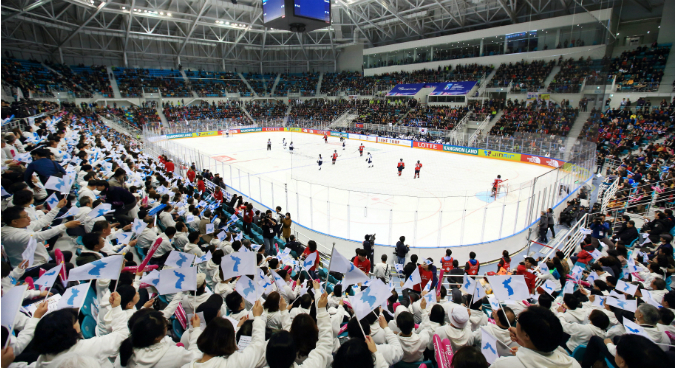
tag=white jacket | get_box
[606,324,670,351]
[30,306,130,368]
[114,328,202,368]
[180,316,266,368]
[373,326,403,366]
[159,211,177,228]
[397,332,428,362]
[468,309,488,332]
[490,346,581,368]
[265,309,292,330]
[373,263,390,283]
[558,318,606,351]
[472,323,518,357]
[433,323,474,353]
[1,206,65,267]
[557,307,588,324]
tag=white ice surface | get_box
[173,132,555,247]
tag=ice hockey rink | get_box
[173,131,557,247]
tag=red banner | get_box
[220,129,238,135]
[354,123,364,128]
[520,154,564,168]
[413,141,443,151]
[301,128,327,135]
[263,127,284,132]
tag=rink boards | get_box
[162,126,567,170]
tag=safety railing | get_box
[468,114,491,146]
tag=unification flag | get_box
[487,275,529,301]
[349,279,391,320]
[158,266,197,294]
[236,276,260,304]
[68,255,124,281]
[34,264,62,289]
[402,267,421,290]
[165,251,196,269]
[480,327,500,364]
[55,283,90,311]
[220,251,256,281]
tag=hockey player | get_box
[358,144,365,157]
[397,159,405,176]
[267,138,272,151]
[289,142,294,154]
[317,154,323,170]
[225,130,230,138]
[323,133,328,143]
[414,160,422,179]
[366,152,373,168]
[283,138,287,149]
[492,175,504,197]
[332,150,338,165]
[342,140,346,150]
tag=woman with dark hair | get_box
[333,336,387,368]
[275,269,299,303]
[289,314,321,364]
[497,250,511,274]
[266,286,333,368]
[328,284,343,308]
[117,309,202,367]
[301,240,320,279]
[264,291,291,330]
[451,346,488,368]
[183,301,263,367]
[31,292,127,367]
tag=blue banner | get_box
[386,81,477,96]
[428,81,477,96]
[386,83,425,96]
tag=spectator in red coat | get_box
[301,240,320,279]
[164,159,174,173]
[197,176,205,193]
[571,249,594,264]
[413,259,438,293]
[242,204,254,236]
[187,166,196,183]
[515,257,537,293]
[213,186,223,203]
[352,249,371,275]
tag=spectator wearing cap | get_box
[432,305,474,352]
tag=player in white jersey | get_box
[317,154,323,170]
[267,139,272,151]
[366,152,373,168]
[289,142,294,154]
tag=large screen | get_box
[293,0,330,23]
[263,0,285,23]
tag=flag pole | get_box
[112,253,127,294]
[324,243,335,288]
[43,264,62,301]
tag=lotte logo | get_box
[418,142,438,149]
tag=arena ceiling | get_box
[0,0,664,68]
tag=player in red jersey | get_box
[414,160,422,179]
[492,175,504,197]
[397,159,405,176]
[323,134,328,143]
[332,150,338,164]
[358,144,364,156]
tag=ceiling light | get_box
[160,12,164,15]
[122,6,126,9]
[167,13,171,16]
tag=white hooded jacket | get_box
[490,346,581,368]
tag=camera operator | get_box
[363,234,375,272]
[589,214,614,250]
[260,210,277,255]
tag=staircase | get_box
[477,68,499,96]
[156,108,169,127]
[180,70,199,98]
[42,62,91,97]
[658,46,675,93]
[562,109,592,161]
[283,103,293,126]
[543,66,561,90]
[328,110,353,129]
[481,109,505,134]
[270,73,281,96]
[238,72,257,97]
[107,66,122,98]
[240,105,256,125]
[315,72,324,95]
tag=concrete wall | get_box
[658,0,675,45]
[337,44,365,72]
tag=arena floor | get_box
[173,132,555,247]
